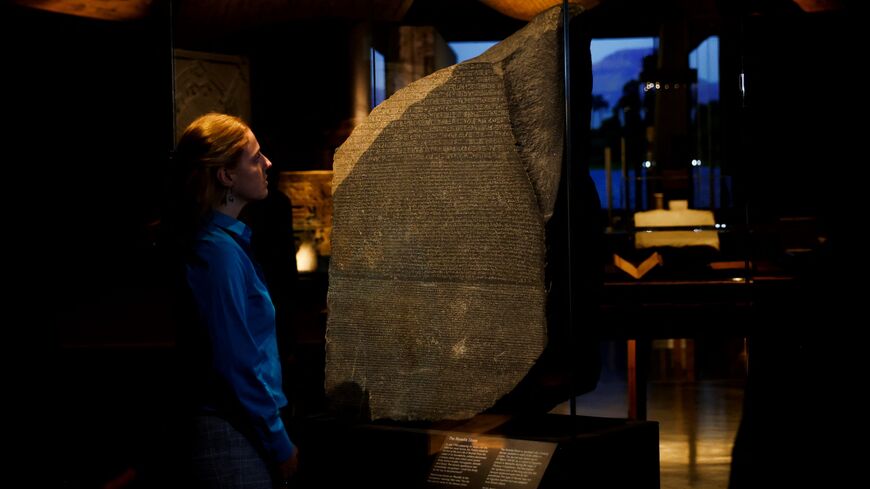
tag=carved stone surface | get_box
[326,6,570,420]
[174,49,251,143]
[277,171,334,257]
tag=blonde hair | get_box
[175,113,251,216]
[164,113,251,251]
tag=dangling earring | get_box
[226,188,235,204]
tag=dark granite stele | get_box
[290,413,659,489]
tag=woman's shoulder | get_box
[192,228,247,264]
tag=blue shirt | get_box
[186,211,295,464]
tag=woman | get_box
[170,113,297,488]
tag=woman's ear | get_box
[217,167,234,187]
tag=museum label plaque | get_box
[426,435,556,489]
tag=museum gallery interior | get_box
[7,0,860,487]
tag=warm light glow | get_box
[479,0,600,21]
[659,438,735,469]
[791,0,847,13]
[15,0,152,21]
[296,241,318,273]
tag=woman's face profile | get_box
[228,129,272,203]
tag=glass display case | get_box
[586,27,745,278]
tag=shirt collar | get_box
[209,211,252,244]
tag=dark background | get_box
[4,0,860,486]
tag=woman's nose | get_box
[263,155,273,169]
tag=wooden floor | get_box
[552,344,745,489]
